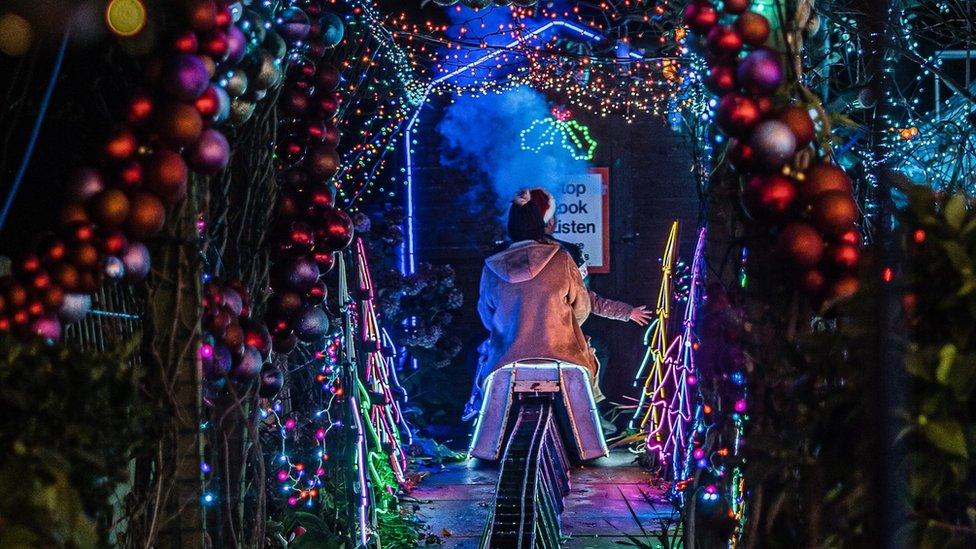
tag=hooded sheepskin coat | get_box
[477,240,598,379]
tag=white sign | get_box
[552,168,610,273]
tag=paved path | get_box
[410,450,676,548]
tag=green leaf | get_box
[944,193,967,230]
[936,344,957,384]
[924,420,969,458]
[942,241,974,276]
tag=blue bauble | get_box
[319,12,344,48]
[275,7,310,43]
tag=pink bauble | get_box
[750,120,798,167]
[66,167,105,202]
[225,25,246,64]
[165,54,210,102]
[122,241,152,281]
[187,129,230,173]
[736,48,783,95]
[30,315,61,342]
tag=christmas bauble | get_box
[103,255,125,280]
[242,318,272,359]
[187,128,230,173]
[314,92,340,119]
[305,143,340,180]
[66,167,105,202]
[727,138,756,172]
[295,306,329,342]
[741,174,797,221]
[280,86,311,116]
[258,364,284,398]
[117,160,143,188]
[58,292,91,323]
[810,190,858,237]
[144,148,188,204]
[276,134,307,165]
[704,64,737,95]
[800,163,851,202]
[723,0,749,15]
[317,208,354,251]
[122,241,151,280]
[98,227,128,256]
[228,98,255,126]
[185,0,217,32]
[201,29,229,59]
[276,6,310,43]
[776,105,815,150]
[307,279,328,304]
[799,269,826,295]
[736,48,782,95]
[776,222,824,269]
[319,12,344,47]
[194,86,220,120]
[683,2,719,34]
[271,330,298,353]
[207,343,233,379]
[274,257,320,292]
[212,85,231,123]
[30,315,61,342]
[221,287,244,316]
[309,187,334,209]
[127,94,155,125]
[249,50,280,90]
[104,127,138,161]
[824,274,859,304]
[125,191,166,240]
[90,188,131,227]
[716,94,760,136]
[734,11,770,47]
[706,25,742,57]
[173,31,198,54]
[165,54,210,102]
[826,243,860,270]
[749,120,797,166]
[315,63,340,91]
[224,69,248,97]
[312,250,335,274]
[222,320,244,351]
[225,24,246,64]
[157,102,204,147]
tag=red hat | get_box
[527,188,556,223]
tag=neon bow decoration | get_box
[519,106,598,161]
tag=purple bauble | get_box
[225,25,247,65]
[295,306,329,342]
[736,48,783,95]
[66,167,105,202]
[122,241,152,281]
[165,54,210,102]
[319,12,344,48]
[276,6,311,43]
[187,129,230,173]
[231,344,264,380]
[274,256,320,292]
[750,120,798,167]
[30,315,62,342]
[258,364,285,398]
[58,293,92,323]
[221,287,244,316]
[207,343,234,379]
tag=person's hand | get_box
[629,305,652,326]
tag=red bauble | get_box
[68,242,99,270]
[839,228,861,246]
[118,160,143,188]
[799,269,826,295]
[723,0,750,14]
[272,331,299,353]
[125,191,167,240]
[194,86,221,120]
[824,275,860,304]
[810,190,858,237]
[716,94,760,136]
[157,102,204,148]
[683,2,719,34]
[104,127,139,162]
[287,221,316,250]
[312,250,335,273]
[800,163,852,202]
[214,4,232,28]
[309,187,333,209]
[144,148,188,204]
[90,188,131,227]
[127,94,155,125]
[706,25,743,58]
[317,208,354,251]
[98,228,129,256]
[185,0,217,33]
[304,143,340,180]
[734,11,771,47]
[727,138,756,172]
[278,191,304,219]
[741,174,797,221]
[201,30,228,59]
[173,31,199,54]
[281,86,311,116]
[315,63,340,91]
[776,106,815,150]
[270,290,306,319]
[704,64,737,95]
[314,93,339,119]
[307,279,328,305]
[826,243,860,270]
[776,222,824,269]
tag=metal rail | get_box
[481,395,570,548]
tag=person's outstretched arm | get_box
[589,290,652,326]
[566,255,591,324]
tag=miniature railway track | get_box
[481,395,571,548]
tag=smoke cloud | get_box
[437,86,592,213]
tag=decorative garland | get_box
[519,106,598,161]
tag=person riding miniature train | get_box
[467,189,651,430]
